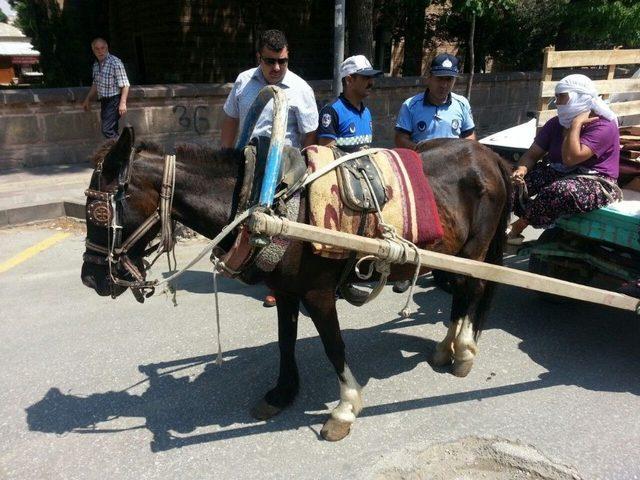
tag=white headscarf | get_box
[554,74,618,128]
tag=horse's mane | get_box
[139,141,240,174]
[90,139,116,166]
[90,138,242,177]
[137,141,164,156]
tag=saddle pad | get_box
[305,146,443,259]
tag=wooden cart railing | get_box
[535,46,640,127]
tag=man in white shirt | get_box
[221,30,318,307]
[221,29,318,149]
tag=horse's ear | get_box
[102,127,135,178]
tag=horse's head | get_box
[81,127,164,302]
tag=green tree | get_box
[347,0,374,59]
[437,0,640,72]
[0,9,8,23]
[435,0,516,73]
[375,0,434,76]
[452,0,517,97]
[9,0,108,87]
[555,0,640,51]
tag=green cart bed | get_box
[555,200,640,253]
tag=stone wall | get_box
[0,71,541,171]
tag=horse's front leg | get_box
[251,290,300,420]
[303,289,362,442]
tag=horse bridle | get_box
[83,151,177,297]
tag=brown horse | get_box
[81,127,511,441]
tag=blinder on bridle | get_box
[83,132,177,300]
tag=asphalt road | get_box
[1,221,639,479]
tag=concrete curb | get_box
[0,201,84,227]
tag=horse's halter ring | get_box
[83,149,177,299]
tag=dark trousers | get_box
[100,94,121,139]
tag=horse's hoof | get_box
[321,417,352,442]
[432,350,453,367]
[452,359,474,377]
[250,399,282,421]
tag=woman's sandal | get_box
[506,233,525,246]
[505,225,525,246]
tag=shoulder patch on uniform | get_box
[321,113,332,128]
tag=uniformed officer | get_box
[318,55,382,303]
[393,53,475,294]
[318,55,382,151]
[394,53,476,150]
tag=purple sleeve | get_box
[580,121,617,158]
[533,118,556,151]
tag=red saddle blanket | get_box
[305,146,443,259]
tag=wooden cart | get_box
[488,47,640,300]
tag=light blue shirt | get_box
[223,68,318,148]
[395,91,475,143]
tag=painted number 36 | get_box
[172,105,210,134]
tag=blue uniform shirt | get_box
[395,91,475,142]
[318,95,373,152]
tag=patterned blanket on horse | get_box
[305,146,443,259]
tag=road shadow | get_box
[397,257,640,398]
[165,269,269,302]
[481,254,639,396]
[26,256,639,451]
[25,316,435,451]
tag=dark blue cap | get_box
[430,53,459,77]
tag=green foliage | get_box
[0,9,8,23]
[10,0,108,87]
[557,0,640,50]
[453,0,516,17]
[434,0,640,71]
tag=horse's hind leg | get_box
[432,316,461,367]
[451,312,478,377]
[433,274,484,376]
[450,277,487,377]
[303,289,362,442]
[251,290,300,420]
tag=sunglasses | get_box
[261,56,288,66]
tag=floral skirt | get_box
[514,163,621,229]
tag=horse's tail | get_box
[487,156,512,266]
[473,156,512,340]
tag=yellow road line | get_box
[0,232,71,273]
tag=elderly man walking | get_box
[82,38,130,139]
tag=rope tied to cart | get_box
[356,170,423,318]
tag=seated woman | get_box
[508,74,621,244]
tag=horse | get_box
[81,127,511,441]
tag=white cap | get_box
[339,55,382,79]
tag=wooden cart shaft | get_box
[249,212,640,314]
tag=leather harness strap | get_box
[84,153,177,292]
